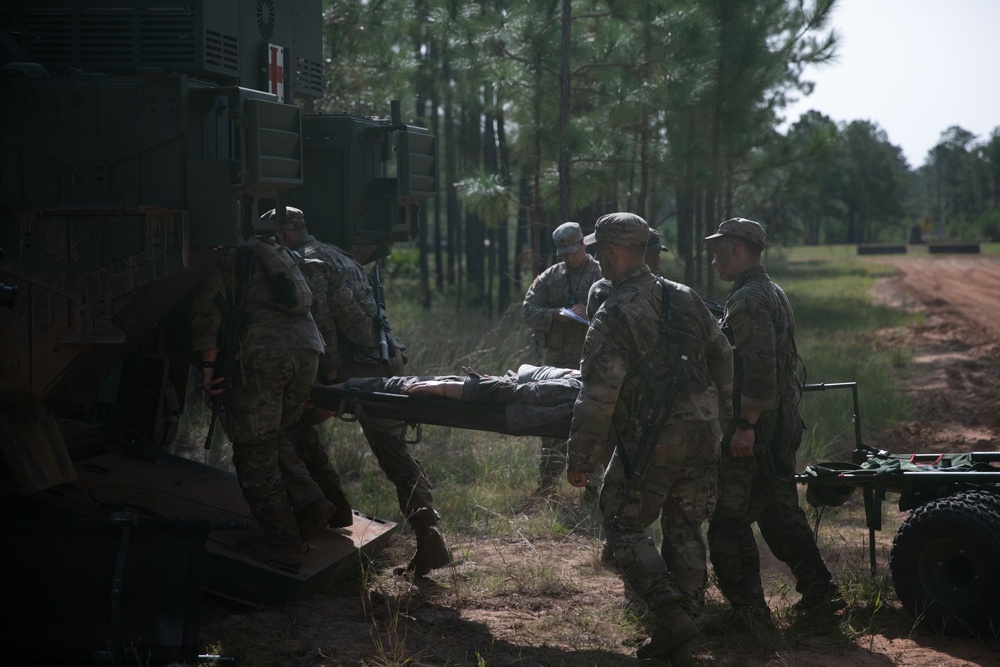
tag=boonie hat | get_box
[583,212,649,248]
[647,227,669,253]
[260,206,306,229]
[553,222,584,255]
[705,217,766,249]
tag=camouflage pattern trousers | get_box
[707,420,834,608]
[223,348,323,545]
[601,419,720,616]
[334,356,438,525]
[538,347,582,486]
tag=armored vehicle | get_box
[0,1,436,662]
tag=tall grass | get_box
[768,260,918,463]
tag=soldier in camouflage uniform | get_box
[590,229,710,594]
[566,213,733,661]
[271,208,452,577]
[521,222,602,492]
[192,238,337,567]
[704,218,842,621]
[586,227,668,319]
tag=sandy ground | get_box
[200,255,1000,666]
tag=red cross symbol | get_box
[268,44,285,102]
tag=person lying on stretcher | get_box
[347,364,580,403]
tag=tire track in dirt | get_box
[870,255,1000,454]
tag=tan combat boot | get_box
[637,601,700,661]
[297,498,338,542]
[400,519,453,577]
[323,485,355,528]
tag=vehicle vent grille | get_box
[204,30,239,73]
[9,5,205,68]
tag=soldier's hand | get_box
[570,303,588,319]
[567,470,590,487]
[553,309,573,323]
[729,428,755,458]
[201,370,225,407]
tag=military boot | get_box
[401,519,453,577]
[322,484,355,528]
[793,583,846,613]
[637,601,700,662]
[297,498,338,542]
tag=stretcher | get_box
[309,385,574,440]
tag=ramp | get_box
[2,446,398,604]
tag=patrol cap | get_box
[553,222,584,255]
[583,212,649,248]
[260,206,306,229]
[705,217,766,249]
[647,227,669,253]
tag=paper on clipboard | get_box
[559,307,590,325]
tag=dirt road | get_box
[874,255,1000,455]
[201,255,1000,666]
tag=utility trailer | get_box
[797,382,1000,637]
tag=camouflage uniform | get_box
[568,265,733,618]
[295,235,438,526]
[191,244,326,549]
[521,253,602,486]
[586,278,613,321]
[707,265,835,608]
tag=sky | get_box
[781,0,1000,169]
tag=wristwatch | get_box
[737,417,757,431]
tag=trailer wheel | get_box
[889,490,1000,636]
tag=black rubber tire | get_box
[889,490,1000,636]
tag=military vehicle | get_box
[0,1,436,662]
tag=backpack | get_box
[249,239,312,315]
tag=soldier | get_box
[521,222,602,494]
[586,227,668,320]
[704,218,843,623]
[192,238,337,567]
[566,213,733,661]
[270,207,452,578]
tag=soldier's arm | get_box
[728,295,779,412]
[567,316,625,473]
[327,273,381,349]
[520,269,557,330]
[699,299,735,427]
[190,258,226,352]
[301,260,343,381]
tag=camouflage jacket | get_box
[297,235,405,378]
[190,245,324,358]
[586,277,614,320]
[567,265,733,473]
[724,265,801,416]
[520,256,602,355]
